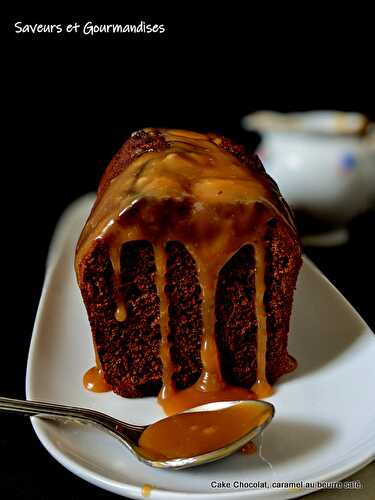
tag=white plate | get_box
[26,194,375,499]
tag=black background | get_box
[3,9,375,499]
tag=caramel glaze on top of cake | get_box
[75,128,300,415]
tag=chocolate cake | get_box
[75,128,302,414]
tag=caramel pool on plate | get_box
[138,402,272,459]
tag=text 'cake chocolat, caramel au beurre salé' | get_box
[75,128,302,415]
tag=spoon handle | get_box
[0,396,103,420]
[0,397,144,438]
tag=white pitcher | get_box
[242,111,375,244]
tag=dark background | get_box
[3,10,375,499]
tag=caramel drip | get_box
[76,129,297,409]
[190,220,236,394]
[240,441,257,455]
[141,484,152,497]
[195,266,223,392]
[109,241,126,322]
[82,344,112,393]
[154,244,176,403]
[83,366,112,392]
[251,239,273,397]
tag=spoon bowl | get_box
[0,397,274,470]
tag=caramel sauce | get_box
[153,244,175,402]
[76,129,296,412]
[157,383,256,416]
[141,484,153,497]
[109,243,126,322]
[251,241,273,398]
[83,366,112,392]
[138,402,272,459]
[240,440,257,455]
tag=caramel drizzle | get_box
[109,241,126,322]
[78,129,296,408]
[195,266,223,392]
[83,341,112,392]
[83,366,111,392]
[251,239,273,397]
[153,244,175,402]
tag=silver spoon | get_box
[0,397,274,470]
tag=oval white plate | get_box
[26,194,375,499]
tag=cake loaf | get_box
[75,128,302,414]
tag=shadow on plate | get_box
[261,419,336,466]
[284,261,370,382]
[188,418,336,476]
